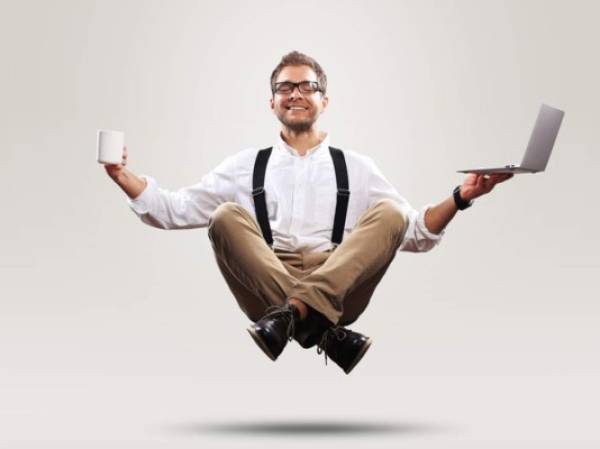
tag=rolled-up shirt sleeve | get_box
[127,155,238,230]
[365,156,443,252]
[397,204,443,252]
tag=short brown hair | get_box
[270,51,327,95]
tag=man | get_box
[104,51,512,374]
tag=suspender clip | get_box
[252,186,265,197]
[337,188,350,197]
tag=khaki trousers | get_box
[207,199,407,330]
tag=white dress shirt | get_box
[127,134,443,253]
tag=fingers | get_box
[476,174,486,189]
[473,174,495,193]
[464,172,513,200]
[489,173,513,185]
[483,173,512,192]
[498,173,514,183]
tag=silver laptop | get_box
[457,104,565,174]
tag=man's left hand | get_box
[460,173,514,201]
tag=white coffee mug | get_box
[97,129,124,164]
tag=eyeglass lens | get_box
[275,81,319,94]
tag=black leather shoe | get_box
[247,304,298,361]
[317,327,372,374]
[293,309,333,349]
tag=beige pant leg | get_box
[287,199,408,324]
[208,202,299,322]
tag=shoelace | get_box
[316,326,347,365]
[262,304,296,341]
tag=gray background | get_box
[1,0,599,447]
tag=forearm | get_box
[424,196,458,235]
[112,167,147,199]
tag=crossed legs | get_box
[207,199,407,371]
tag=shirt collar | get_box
[276,132,330,158]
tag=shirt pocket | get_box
[266,194,278,220]
[262,183,281,221]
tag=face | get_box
[270,65,329,133]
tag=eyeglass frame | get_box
[272,80,322,95]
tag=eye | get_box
[275,82,294,93]
[299,81,319,93]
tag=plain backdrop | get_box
[1,1,599,448]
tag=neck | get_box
[281,127,326,156]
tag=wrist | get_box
[453,185,473,210]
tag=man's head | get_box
[269,51,329,133]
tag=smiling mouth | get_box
[286,106,308,111]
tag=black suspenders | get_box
[251,147,274,247]
[329,147,350,248]
[251,146,350,250]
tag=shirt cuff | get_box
[127,175,156,215]
[416,204,445,241]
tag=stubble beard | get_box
[276,109,318,134]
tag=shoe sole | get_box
[247,327,277,361]
[344,337,372,374]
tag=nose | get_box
[288,85,304,99]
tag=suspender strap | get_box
[329,146,350,247]
[252,147,274,247]
[251,146,350,250]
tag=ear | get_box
[321,94,329,111]
[269,96,275,111]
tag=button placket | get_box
[290,157,306,235]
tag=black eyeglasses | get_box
[272,81,321,95]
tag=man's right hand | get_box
[104,145,128,180]
[103,145,147,199]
